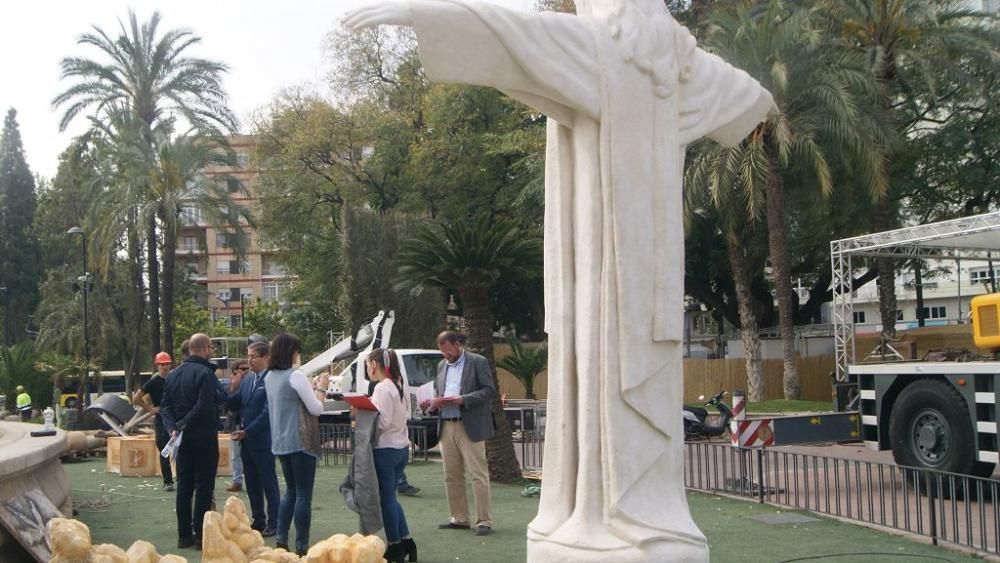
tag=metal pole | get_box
[82,235,90,406]
[0,287,8,348]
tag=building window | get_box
[180,206,203,225]
[852,311,866,324]
[227,179,241,193]
[182,236,199,252]
[217,289,232,302]
[235,153,249,168]
[896,310,904,321]
[229,315,242,327]
[971,267,996,285]
[921,306,947,319]
[263,280,293,303]
[262,257,288,276]
[216,260,231,274]
[216,233,230,249]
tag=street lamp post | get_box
[67,227,90,404]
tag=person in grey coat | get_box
[420,331,497,536]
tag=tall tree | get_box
[695,1,887,399]
[0,109,41,345]
[822,0,1000,337]
[52,10,237,355]
[395,216,543,483]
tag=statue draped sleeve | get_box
[678,48,776,146]
[410,0,601,124]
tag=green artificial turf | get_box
[63,457,984,562]
[746,399,835,414]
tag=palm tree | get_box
[683,185,767,400]
[396,215,542,483]
[820,0,1000,338]
[496,333,547,400]
[696,0,888,399]
[52,10,237,355]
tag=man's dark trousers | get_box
[241,445,279,530]
[154,416,174,485]
[175,434,219,541]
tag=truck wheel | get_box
[889,378,974,476]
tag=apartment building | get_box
[176,135,294,326]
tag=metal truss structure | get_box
[831,212,1000,381]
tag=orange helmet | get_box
[154,352,173,365]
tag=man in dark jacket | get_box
[227,340,279,536]
[161,333,220,550]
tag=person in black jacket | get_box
[227,340,279,536]
[161,333,221,550]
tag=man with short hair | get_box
[161,333,220,550]
[228,341,279,536]
[134,352,176,491]
[422,331,497,536]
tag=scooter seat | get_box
[684,405,708,419]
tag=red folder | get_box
[341,393,378,411]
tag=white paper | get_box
[416,381,436,406]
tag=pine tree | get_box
[0,108,41,344]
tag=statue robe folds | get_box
[410,1,774,560]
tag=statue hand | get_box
[343,2,413,31]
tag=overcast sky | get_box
[1,0,532,181]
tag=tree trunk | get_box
[873,197,898,339]
[726,224,764,402]
[764,139,800,399]
[460,285,523,484]
[161,210,176,358]
[147,215,161,355]
[129,216,147,384]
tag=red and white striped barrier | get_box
[732,390,746,421]
[730,418,774,448]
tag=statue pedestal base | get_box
[527,527,708,563]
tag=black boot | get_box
[401,537,418,562]
[384,542,405,563]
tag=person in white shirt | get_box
[367,348,416,563]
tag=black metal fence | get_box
[685,442,1000,556]
[319,422,430,466]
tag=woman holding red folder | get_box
[367,348,416,563]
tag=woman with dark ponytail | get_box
[366,348,416,563]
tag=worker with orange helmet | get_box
[134,351,176,491]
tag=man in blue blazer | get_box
[228,340,279,536]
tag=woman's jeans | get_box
[373,447,411,543]
[277,451,317,551]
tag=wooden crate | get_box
[119,437,159,477]
[217,433,232,476]
[106,436,121,474]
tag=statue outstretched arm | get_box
[343,2,414,30]
[346,0,600,122]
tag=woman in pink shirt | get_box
[367,348,416,563]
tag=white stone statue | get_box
[346,2,775,561]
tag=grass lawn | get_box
[746,399,834,413]
[63,456,983,562]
